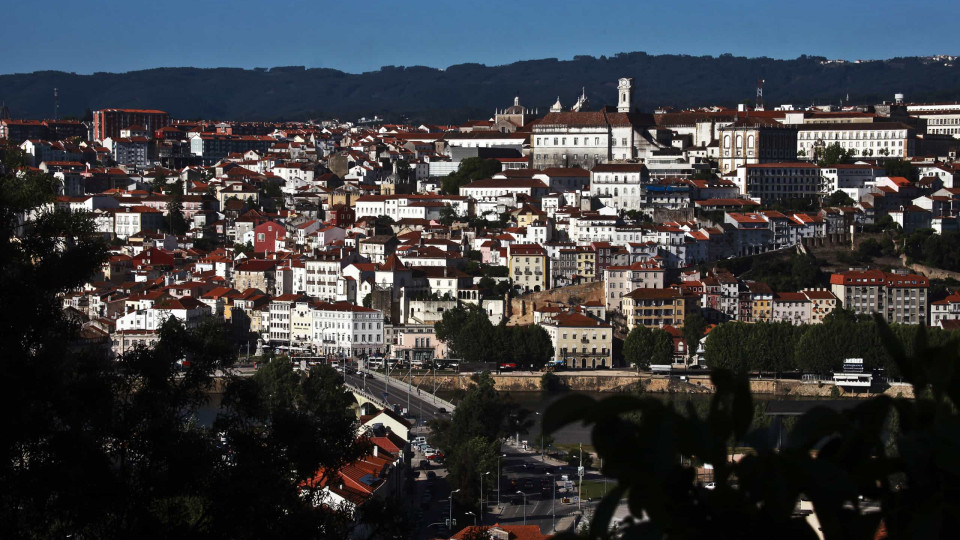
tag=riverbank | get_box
[388,370,915,399]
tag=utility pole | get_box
[578,443,583,513]
[497,454,504,508]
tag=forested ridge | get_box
[2,52,959,122]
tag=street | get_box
[405,431,600,537]
[340,367,452,424]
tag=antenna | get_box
[54,87,60,120]
[755,79,764,111]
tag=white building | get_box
[589,163,647,211]
[797,122,915,160]
[115,297,211,332]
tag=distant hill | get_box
[2,52,959,123]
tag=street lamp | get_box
[465,511,477,527]
[448,488,460,530]
[516,491,527,525]
[480,471,490,525]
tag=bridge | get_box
[344,382,390,416]
[342,368,456,424]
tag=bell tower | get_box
[617,77,633,113]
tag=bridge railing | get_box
[344,382,389,410]
[358,367,457,412]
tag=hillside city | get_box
[4,76,960,538]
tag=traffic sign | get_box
[578,466,584,477]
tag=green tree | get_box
[0,165,401,538]
[164,178,188,235]
[441,157,502,195]
[541,371,567,393]
[623,325,673,369]
[824,189,855,207]
[884,158,919,181]
[817,142,853,166]
[438,205,458,226]
[703,322,750,372]
[150,171,168,194]
[682,312,708,359]
[544,320,960,539]
[429,372,529,510]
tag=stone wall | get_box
[508,281,604,325]
[388,371,914,399]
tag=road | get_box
[491,438,600,534]
[340,366,452,425]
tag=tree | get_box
[682,312,708,359]
[541,371,567,393]
[150,171,168,194]
[884,158,919,181]
[441,157,501,195]
[438,205,458,226]
[689,169,719,181]
[703,322,750,372]
[544,320,960,539]
[429,372,528,510]
[817,142,854,166]
[0,165,395,538]
[164,178,188,235]
[824,189,855,207]
[623,325,673,369]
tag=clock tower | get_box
[617,78,633,113]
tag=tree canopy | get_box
[545,319,960,539]
[623,325,674,368]
[428,372,531,510]
[0,161,405,538]
[441,158,501,195]
[434,305,553,368]
[824,189,855,207]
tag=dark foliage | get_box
[545,317,960,539]
[0,163,407,539]
[3,54,960,122]
[434,305,553,368]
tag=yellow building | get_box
[512,203,547,228]
[541,311,613,369]
[575,249,596,281]
[621,288,697,328]
[507,243,548,293]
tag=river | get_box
[197,387,828,449]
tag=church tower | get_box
[617,77,633,113]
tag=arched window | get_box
[724,135,730,147]
[736,135,743,147]
[747,135,755,147]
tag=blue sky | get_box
[3,0,957,75]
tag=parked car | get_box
[426,451,444,461]
[510,493,524,505]
[499,362,517,371]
